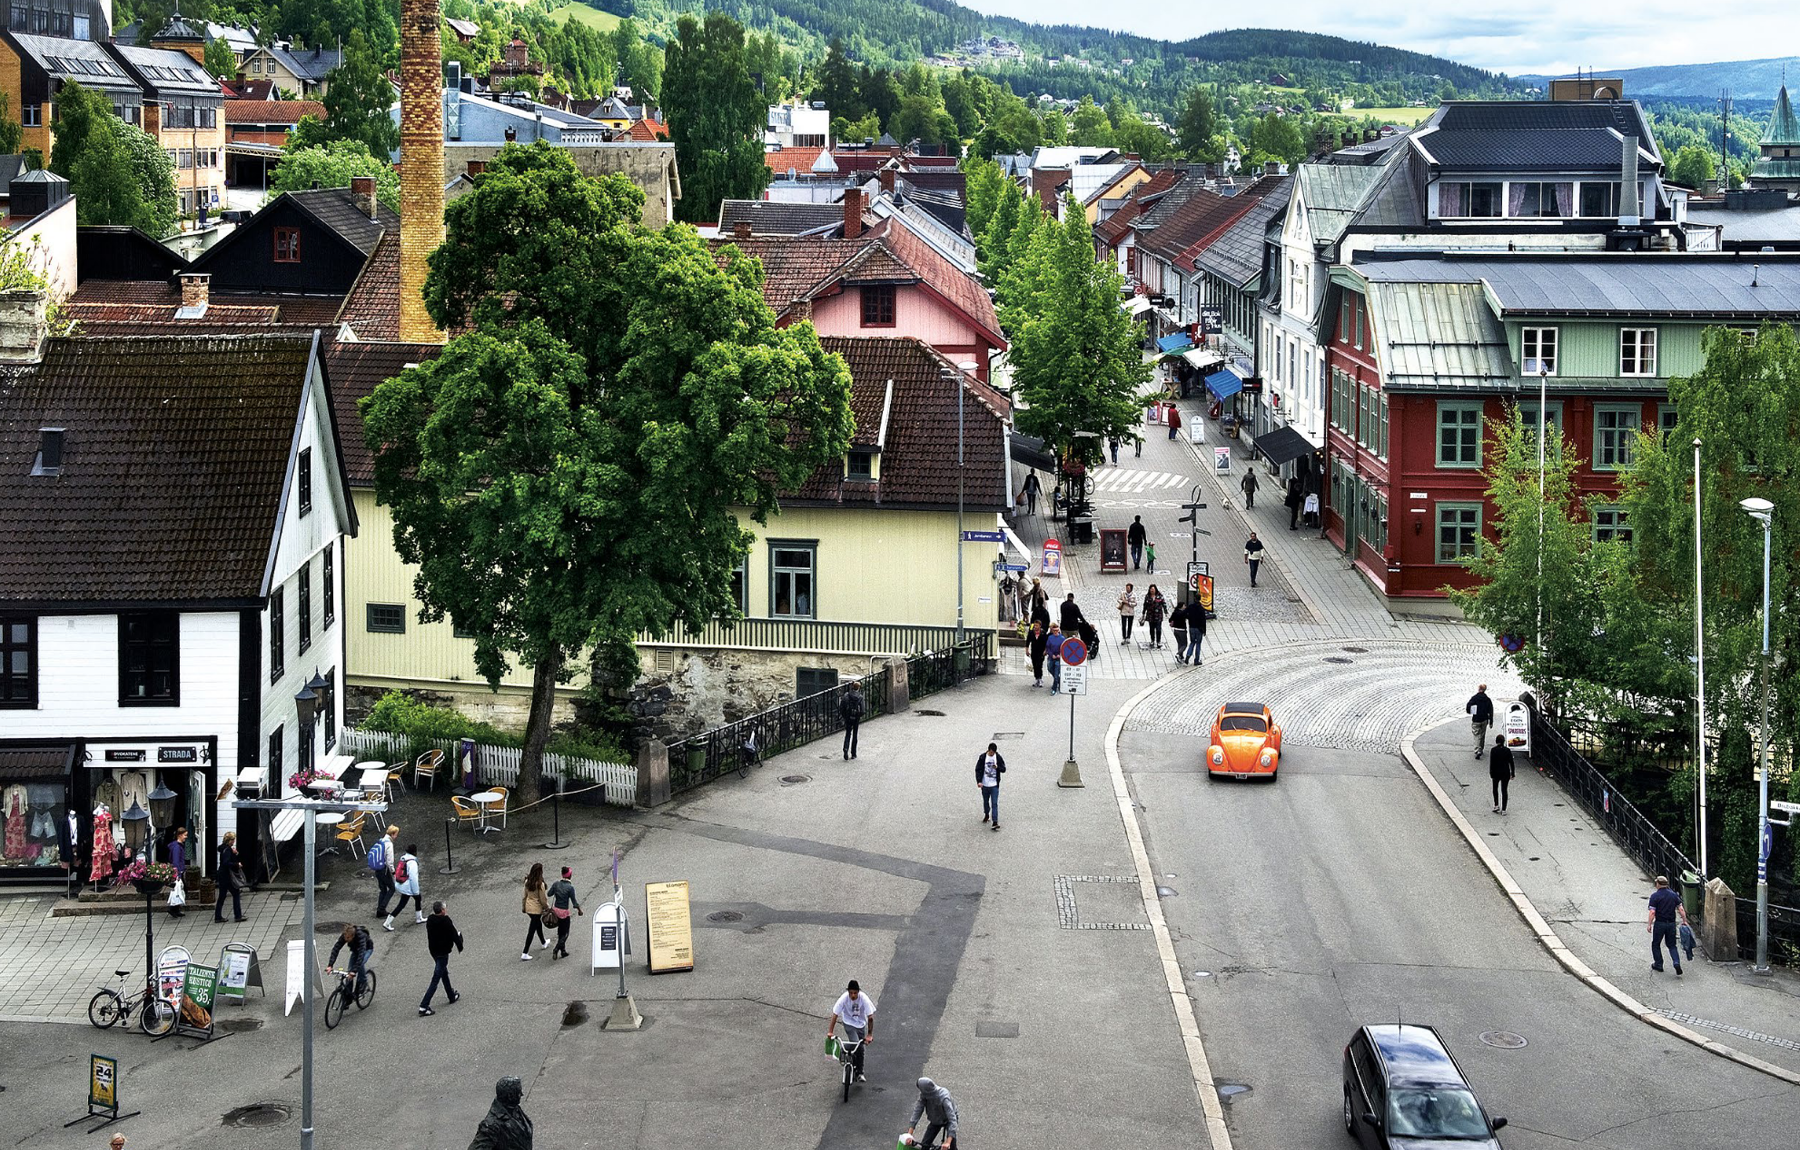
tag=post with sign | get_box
[600,848,643,1030]
[64,1053,138,1131]
[1058,637,1088,788]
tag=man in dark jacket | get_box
[839,686,866,760]
[328,922,373,998]
[1488,734,1515,813]
[1466,684,1495,759]
[1285,478,1304,530]
[1059,593,1086,635]
[468,1076,533,1150]
[1127,515,1147,570]
[419,901,463,1015]
[975,743,1006,832]
[1184,594,1207,665]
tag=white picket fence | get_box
[340,728,637,807]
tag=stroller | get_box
[1078,619,1099,662]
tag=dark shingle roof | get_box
[285,187,399,256]
[0,335,316,604]
[1141,176,1283,263]
[321,340,445,486]
[1412,100,1661,173]
[265,45,343,83]
[1193,180,1292,286]
[717,199,845,236]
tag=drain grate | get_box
[223,1103,293,1129]
[780,774,811,785]
[1479,1031,1527,1049]
[707,910,744,923]
[1324,656,1354,664]
[1341,646,1369,653]
[991,731,1025,740]
[916,709,947,717]
[217,1017,263,1033]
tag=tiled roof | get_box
[336,232,400,340]
[765,147,826,175]
[0,335,316,604]
[790,337,1008,510]
[713,235,873,308]
[1193,179,1293,286]
[871,219,1003,345]
[70,280,350,327]
[320,340,445,485]
[226,99,326,124]
[626,117,667,141]
[266,45,342,83]
[717,199,845,236]
[1142,175,1282,263]
[67,301,279,324]
[284,187,398,256]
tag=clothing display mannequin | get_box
[89,806,114,884]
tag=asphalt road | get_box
[1118,725,1800,1150]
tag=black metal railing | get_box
[907,638,990,699]
[667,671,890,795]
[643,616,993,658]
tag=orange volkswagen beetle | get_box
[1207,701,1282,781]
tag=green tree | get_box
[661,13,770,224]
[269,138,399,212]
[1176,87,1221,160]
[1039,107,1068,145]
[1003,200,1153,466]
[1114,111,1173,162]
[833,110,882,145]
[978,177,1020,279]
[1069,95,1114,148]
[115,122,178,233]
[202,34,237,80]
[963,157,1005,250]
[889,94,958,150]
[1668,144,1717,189]
[365,142,854,798]
[49,82,174,234]
[290,29,399,159]
[1250,113,1306,166]
[813,36,862,121]
[0,92,24,156]
[972,96,1042,159]
[613,18,662,101]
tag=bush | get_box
[361,691,629,766]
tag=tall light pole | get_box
[955,361,979,644]
[1740,495,1774,975]
[1694,439,1708,877]
[1536,367,1548,655]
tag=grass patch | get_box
[1352,106,1436,124]
[547,3,621,32]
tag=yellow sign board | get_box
[644,880,694,974]
[89,1054,117,1110]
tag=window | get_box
[1522,327,1558,376]
[323,669,337,749]
[1377,395,1389,458]
[268,725,283,776]
[298,447,312,515]
[298,565,312,654]
[1509,181,1573,217]
[1658,403,1678,439]
[119,611,179,705]
[1352,296,1364,349]
[1593,506,1631,543]
[1594,405,1642,471]
[22,103,40,127]
[251,58,263,74]
[1436,402,1483,468]
[860,284,895,327]
[730,558,749,616]
[0,616,35,707]
[847,449,875,480]
[1518,400,1563,452]
[322,544,335,626]
[1338,296,1352,342]
[770,543,816,618]
[1579,181,1621,217]
[1436,503,1482,564]
[273,227,302,263]
[1620,328,1657,377]
[269,589,284,682]
[73,13,88,38]
[366,604,406,633]
[1438,181,1502,218]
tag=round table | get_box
[314,810,347,855]
[470,790,504,834]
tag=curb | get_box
[1399,719,1800,1088]
[1104,667,1235,1150]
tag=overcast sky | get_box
[960,2,1793,76]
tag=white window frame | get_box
[1620,327,1657,377]
[769,541,817,620]
[1522,327,1558,376]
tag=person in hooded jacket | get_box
[386,844,425,928]
[907,1076,960,1148]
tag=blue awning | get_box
[1205,370,1243,401]
[1156,333,1194,355]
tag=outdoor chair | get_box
[334,813,368,858]
[484,786,509,829]
[414,748,445,790]
[451,796,482,833]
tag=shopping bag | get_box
[825,1036,840,1060]
[168,881,186,908]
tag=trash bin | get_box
[1680,870,1703,921]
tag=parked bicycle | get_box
[322,965,376,1029]
[87,967,175,1035]
[738,723,762,779]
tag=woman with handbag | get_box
[521,863,550,960]
[214,831,246,923]
[166,827,188,918]
[546,866,583,960]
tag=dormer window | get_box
[31,428,63,476]
[847,449,875,481]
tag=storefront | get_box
[0,744,78,880]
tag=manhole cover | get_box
[1479,1031,1528,1049]
[1324,656,1354,664]
[1342,646,1369,653]
[314,922,349,934]
[780,774,811,785]
[217,1017,262,1033]
[916,710,947,717]
[707,910,744,923]
[224,1103,292,1129]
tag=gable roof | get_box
[226,99,326,125]
[1093,168,1187,248]
[320,339,446,486]
[1409,100,1662,174]
[335,232,400,340]
[717,199,845,237]
[0,334,321,604]
[190,186,397,278]
[261,44,343,83]
[1142,175,1282,264]
[105,42,220,97]
[765,147,827,175]
[866,220,1003,347]
[626,117,667,141]
[1193,179,1292,287]
[1297,162,1385,245]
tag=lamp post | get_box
[1693,438,1708,878]
[121,800,154,1008]
[147,781,177,850]
[1740,495,1774,975]
[1536,366,1548,655]
[955,361,979,644]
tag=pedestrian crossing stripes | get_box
[1091,469,1190,493]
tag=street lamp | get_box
[294,683,319,782]
[120,800,150,860]
[147,781,177,857]
[1536,367,1548,655]
[1740,495,1774,975]
[1693,438,1708,879]
[955,361,979,643]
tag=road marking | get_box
[1094,469,1189,492]
[1106,670,1235,1150]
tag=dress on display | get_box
[89,809,115,883]
[4,792,26,860]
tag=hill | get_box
[551,3,622,33]
[1518,57,1800,99]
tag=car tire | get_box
[1343,1087,1355,1136]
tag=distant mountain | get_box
[1518,58,1800,100]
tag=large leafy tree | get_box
[812,36,861,120]
[1069,95,1115,148]
[1176,87,1222,161]
[269,138,398,211]
[49,82,175,234]
[363,143,854,797]
[661,12,769,223]
[287,29,398,159]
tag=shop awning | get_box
[1156,332,1194,356]
[0,744,76,779]
[1253,424,1316,467]
[1182,346,1224,370]
[1009,432,1057,474]
[1205,369,1243,401]
[1122,295,1154,316]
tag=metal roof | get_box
[1410,99,1662,173]
[1763,86,1800,146]
[1299,164,1383,244]
[1683,204,1800,245]
[1361,279,1515,392]
[1357,254,1800,318]
[1194,180,1291,287]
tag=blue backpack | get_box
[366,841,385,872]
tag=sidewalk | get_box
[1409,718,1800,1081]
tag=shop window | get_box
[298,565,312,654]
[273,227,301,263]
[1593,506,1631,543]
[1522,327,1558,376]
[0,616,35,707]
[119,611,179,705]
[770,542,816,619]
[322,545,335,627]
[1436,402,1483,468]
[860,284,895,327]
[367,603,406,633]
[1436,503,1481,564]
[269,589,284,682]
[1593,405,1641,471]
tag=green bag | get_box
[825,1036,840,1060]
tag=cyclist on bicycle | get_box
[825,979,875,1082]
[328,922,373,997]
[740,724,760,772]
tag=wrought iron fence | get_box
[907,638,991,700]
[666,669,891,795]
[642,616,992,658]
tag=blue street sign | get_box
[998,562,1029,572]
[1761,820,1773,863]
[961,530,1005,542]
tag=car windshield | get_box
[1387,1086,1489,1139]
[1219,715,1267,733]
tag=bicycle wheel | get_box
[139,997,175,1036]
[841,1058,852,1103]
[356,969,376,1010]
[87,990,125,1029]
[324,985,346,1030]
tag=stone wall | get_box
[345,681,582,733]
[625,647,884,742]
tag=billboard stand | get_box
[64,1054,139,1132]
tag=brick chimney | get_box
[878,167,895,193]
[349,175,378,219]
[398,0,445,343]
[843,187,863,239]
[789,297,813,322]
[1264,160,1281,176]
[465,159,486,177]
[0,288,47,364]
[732,220,752,239]
[178,272,210,310]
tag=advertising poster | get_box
[88,1054,116,1111]
[155,946,191,1009]
[645,881,695,974]
[219,948,252,1001]
[178,963,218,1036]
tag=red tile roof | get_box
[321,339,446,486]
[868,219,1004,348]
[225,99,325,124]
[1093,168,1186,248]
[1139,175,1284,263]
[712,235,871,310]
[765,147,826,175]
[336,232,399,340]
[627,117,667,141]
[70,280,350,328]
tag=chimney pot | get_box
[1265,160,1281,176]
[733,220,751,239]
[178,272,210,309]
[0,288,48,365]
[350,174,378,219]
[844,187,864,239]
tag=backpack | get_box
[843,690,865,719]
[366,841,385,872]
[395,856,410,884]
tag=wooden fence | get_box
[340,728,636,807]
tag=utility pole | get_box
[1740,496,1774,975]
[1720,89,1733,190]
[1693,438,1707,878]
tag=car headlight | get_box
[1259,750,1274,767]
[1209,746,1224,765]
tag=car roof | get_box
[1363,1025,1467,1086]
[1221,701,1267,716]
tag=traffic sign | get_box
[1774,800,1800,814]
[961,529,1005,542]
[1060,663,1088,695]
[1060,637,1088,666]
[998,562,1029,572]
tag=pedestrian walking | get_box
[976,742,1006,831]
[1167,405,1182,440]
[214,830,245,923]
[1647,876,1691,975]
[1027,620,1049,688]
[521,862,550,960]
[1488,734,1515,813]
[387,844,425,927]
[1116,584,1137,644]
[1145,539,1157,572]
[1128,516,1147,570]
[1184,594,1207,665]
[1466,684,1495,759]
[418,900,462,1015]
[906,1077,960,1149]
[547,866,583,959]
[1243,532,1264,587]
[1022,471,1041,516]
[166,827,187,918]
[1285,477,1304,530]
[371,824,398,920]
[1109,436,1120,464]
[1134,433,1143,457]
[1046,623,1066,693]
[1169,597,1188,660]
[1240,469,1259,509]
[1058,592,1086,636]
[1141,584,1167,648]
[839,685,865,760]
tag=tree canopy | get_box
[48,82,175,235]
[661,12,770,223]
[287,29,400,159]
[268,138,399,211]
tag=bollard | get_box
[437,817,459,876]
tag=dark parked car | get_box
[1343,1024,1507,1148]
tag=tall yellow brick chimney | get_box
[399,0,445,343]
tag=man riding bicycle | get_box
[826,979,875,1082]
[328,922,373,997]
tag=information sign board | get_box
[645,880,696,974]
[1060,663,1088,695]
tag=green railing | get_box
[642,616,996,659]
